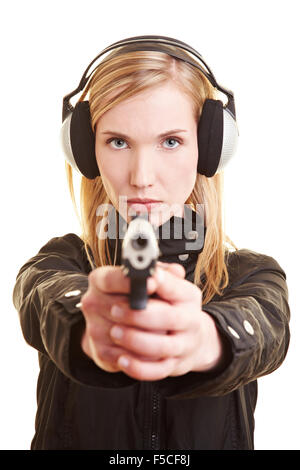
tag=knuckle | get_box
[87,321,109,344]
[96,345,116,369]
[177,336,186,356]
[161,337,172,357]
[89,267,110,292]
[158,359,173,379]
[86,322,100,340]
[98,344,112,362]
[169,359,189,377]
[168,308,183,330]
[165,357,176,375]
[130,309,143,325]
[81,294,100,313]
[99,272,111,292]
[88,268,98,286]
[133,363,145,380]
[128,330,140,351]
[97,351,119,372]
[84,331,121,373]
[93,341,104,359]
[171,336,182,357]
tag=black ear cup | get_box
[63,98,237,179]
[69,102,100,179]
[197,100,224,177]
[61,101,99,179]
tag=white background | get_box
[1,0,299,450]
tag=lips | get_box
[127,199,162,214]
[127,199,161,203]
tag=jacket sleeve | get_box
[158,249,290,399]
[12,233,136,388]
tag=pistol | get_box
[121,214,160,310]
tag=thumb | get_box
[146,261,186,296]
[156,261,186,279]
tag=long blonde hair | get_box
[65,45,238,304]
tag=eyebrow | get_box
[100,129,188,139]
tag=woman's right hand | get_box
[80,262,185,373]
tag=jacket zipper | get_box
[142,382,161,450]
[150,385,160,450]
[143,382,160,450]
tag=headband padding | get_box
[70,101,100,179]
[197,99,224,177]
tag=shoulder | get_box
[39,233,84,250]
[36,233,93,270]
[36,232,86,257]
[224,248,287,286]
[14,233,92,292]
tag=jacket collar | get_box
[106,205,206,266]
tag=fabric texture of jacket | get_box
[12,210,290,450]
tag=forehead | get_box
[96,81,196,134]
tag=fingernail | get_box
[111,305,124,318]
[111,326,123,339]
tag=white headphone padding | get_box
[60,114,80,173]
[217,109,239,173]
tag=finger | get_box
[98,344,130,368]
[87,335,125,372]
[110,324,185,359]
[87,264,179,298]
[87,326,137,372]
[156,261,186,279]
[152,266,201,303]
[110,299,193,331]
[88,266,131,294]
[117,354,177,381]
[81,290,129,319]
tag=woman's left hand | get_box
[108,262,225,381]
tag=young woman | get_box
[12,36,290,450]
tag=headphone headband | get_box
[62,35,235,122]
[61,35,239,179]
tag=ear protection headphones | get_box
[61,35,238,179]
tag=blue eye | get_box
[162,138,180,149]
[107,136,181,150]
[109,138,128,149]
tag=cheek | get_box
[167,150,198,198]
[100,171,121,200]
[162,169,196,206]
[97,161,117,198]
[96,149,123,188]
[175,173,197,197]
[185,145,198,184]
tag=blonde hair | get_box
[66,45,238,304]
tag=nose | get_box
[130,148,155,188]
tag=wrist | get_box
[192,311,225,372]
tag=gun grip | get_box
[130,277,147,310]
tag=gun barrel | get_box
[121,215,159,309]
